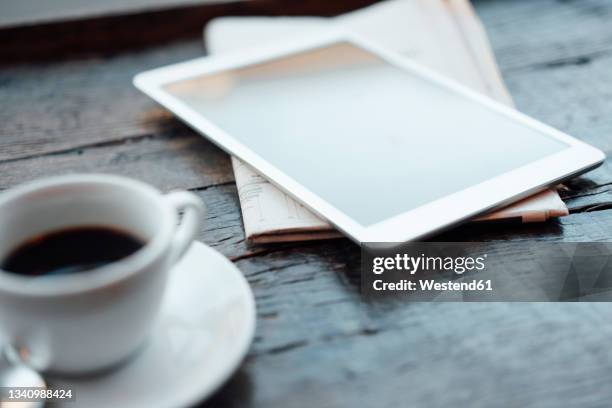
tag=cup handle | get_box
[164,191,205,265]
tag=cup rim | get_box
[0,174,176,298]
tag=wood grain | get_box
[204,211,612,408]
[0,41,204,161]
[476,0,612,71]
[0,128,232,191]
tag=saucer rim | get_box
[172,241,256,407]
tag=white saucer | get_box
[50,242,256,408]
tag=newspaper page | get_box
[205,0,568,243]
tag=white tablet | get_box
[134,30,604,243]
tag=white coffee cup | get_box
[0,174,205,374]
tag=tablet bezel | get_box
[134,29,604,243]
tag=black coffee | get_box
[1,227,145,277]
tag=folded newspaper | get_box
[205,0,568,243]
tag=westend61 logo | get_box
[372,253,487,275]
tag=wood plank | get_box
[200,209,612,407]
[477,0,612,201]
[477,0,612,71]
[206,302,612,407]
[475,0,612,209]
[0,128,232,192]
[0,41,204,161]
[563,184,612,214]
[500,50,612,197]
[503,51,612,159]
[193,184,249,259]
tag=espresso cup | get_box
[0,174,205,374]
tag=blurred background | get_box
[0,0,382,62]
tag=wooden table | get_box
[2,0,612,406]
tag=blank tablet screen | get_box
[164,42,568,226]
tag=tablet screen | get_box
[164,42,568,226]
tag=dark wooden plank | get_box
[502,51,612,185]
[563,184,612,213]
[208,302,612,407]
[0,41,205,161]
[193,184,250,258]
[485,2,612,198]
[477,0,612,71]
[201,210,612,407]
[504,53,612,147]
[0,128,232,192]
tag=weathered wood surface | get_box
[2,0,612,406]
